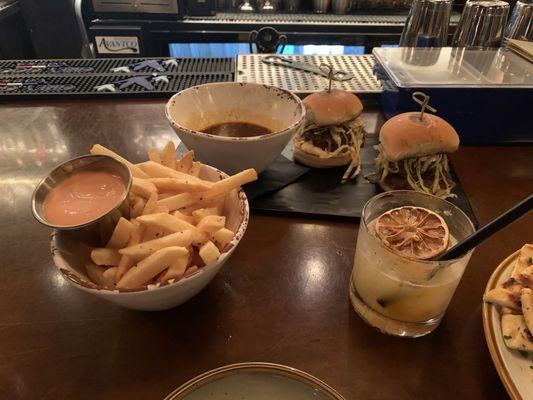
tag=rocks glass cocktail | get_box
[350,191,475,337]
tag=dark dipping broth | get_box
[202,122,272,138]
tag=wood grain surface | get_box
[0,98,531,399]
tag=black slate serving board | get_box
[178,140,478,226]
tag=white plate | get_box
[165,363,345,400]
[483,250,533,400]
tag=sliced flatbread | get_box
[486,244,533,353]
[519,243,533,263]
[485,244,533,310]
[484,278,523,311]
[502,306,521,315]
[521,288,533,336]
[512,243,533,279]
[501,314,533,352]
[518,266,533,289]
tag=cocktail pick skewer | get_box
[319,63,345,93]
[412,91,437,121]
[437,194,533,261]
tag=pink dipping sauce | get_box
[43,169,126,226]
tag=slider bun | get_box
[293,139,352,168]
[304,89,363,127]
[379,112,459,162]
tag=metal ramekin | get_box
[31,154,132,246]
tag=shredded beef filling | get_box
[369,145,457,199]
[297,117,365,182]
[302,126,352,152]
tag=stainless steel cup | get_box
[239,0,255,12]
[31,154,132,246]
[452,0,510,48]
[312,0,330,13]
[259,0,278,12]
[505,0,533,41]
[332,0,352,13]
[400,0,453,47]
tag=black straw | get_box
[437,194,533,261]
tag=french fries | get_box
[154,206,169,214]
[137,161,210,186]
[179,198,224,216]
[116,220,144,281]
[158,255,188,282]
[103,266,118,284]
[142,192,158,216]
[82,141,257,289]
[119,230,193,261]
[117,246,188,289]
[213,228,234,248]
[142,225,171,242]
[148,177,211,192]
[85,263,114,287]
[197,215,226,234]
[203,169,257,199]
[91,248,122,266]
[189,162,201,177]
[161,141,178,170]
[172,210,196,224]
[156,192,201,211]
[199,241,220,266]
[136,213,207,244]
[177,150,194,172]
[106,217,135,249]
[192,207,219,223]
[147,148,162,164]
[90,144,148,179]
[131,177,157,198]
[130,197,145,218]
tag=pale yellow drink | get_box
[349,191,476,337]
[352,221,465,323]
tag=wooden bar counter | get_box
[0,99,531,399]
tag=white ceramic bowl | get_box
[165,82,306,175]
[51,164,249,311]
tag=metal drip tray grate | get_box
[185,12,459,25]
[236,54,382,94]
[0,57,234,98]
[186,12,409,24]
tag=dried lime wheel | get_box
[375,206,450,260]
